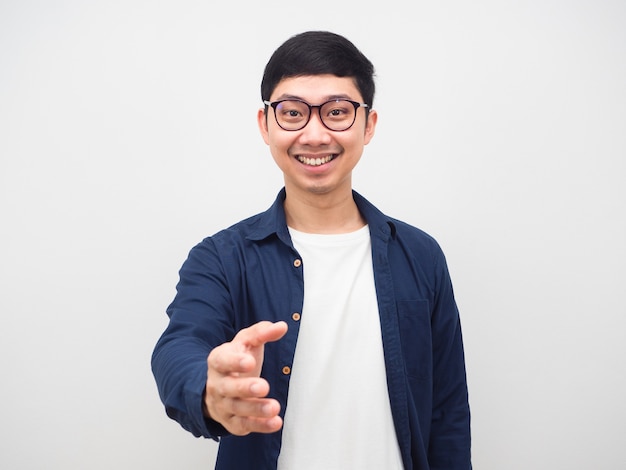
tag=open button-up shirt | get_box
[152,189,471,469]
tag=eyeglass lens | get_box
[274,100,358,131]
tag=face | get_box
[258,74,377,200]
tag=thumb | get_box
[236,320,288,348]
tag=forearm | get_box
[151,239,237,438]
[428,324,471,467]
[150,335,213,436]
[428,250,472,468]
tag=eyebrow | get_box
[272,93,355,103]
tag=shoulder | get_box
[193,189,288,252]
[355,191,439,242]
[191,211,267,255]
[390,217,441,250]
[177,212,270,281]
[385,217,449,269]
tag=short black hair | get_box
[261,31,376,108]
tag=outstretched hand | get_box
[204,320,288,436]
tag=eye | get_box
[323,101,352,121]
[276,101,308,122]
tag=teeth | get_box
[297,155,333,166]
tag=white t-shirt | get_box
[277,225,403,470]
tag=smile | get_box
[296,154,335,166]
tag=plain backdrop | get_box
[1,1,625,469]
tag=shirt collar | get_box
[247,187,397,243]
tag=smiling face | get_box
[258,74,377,201]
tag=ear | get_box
[363,109,378,145]
[258,108,270,145]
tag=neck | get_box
[283,188,365,234]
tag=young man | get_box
[152,31,471,469]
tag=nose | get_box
[298,110,332,145]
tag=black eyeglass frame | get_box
[263,99,369,132]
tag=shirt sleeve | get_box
[151,238,234,440]
[428,245,472,469]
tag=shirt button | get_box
[282,366,291,375]
[292,312,301,321]
[293,258,302,268]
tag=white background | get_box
[1,1,625,469]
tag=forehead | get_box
[270,74,362,102]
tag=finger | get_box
[226,396,281,420]
[208,321,288,375]
[212,376,271,399]
[206,394,281,435]
[208,344,252,375]
[235,320,288,348]
[205,384,279,426]
[225,412,284,436]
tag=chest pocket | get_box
[397,299,432,380]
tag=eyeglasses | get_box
[263,99,369,132]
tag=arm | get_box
[150,239,286,438]
[428,248,472,469]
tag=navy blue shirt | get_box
[152,189,471,469]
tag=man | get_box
[152,30,471,469]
